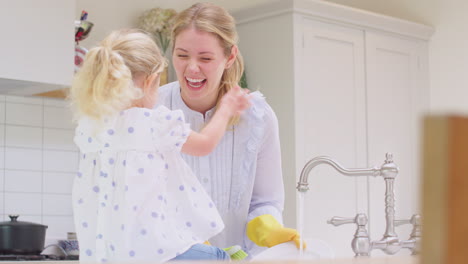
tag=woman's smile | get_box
[185,76,207,89]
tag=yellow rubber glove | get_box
[246,214,306,249]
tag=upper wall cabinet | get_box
[0,0,75,93]
[234,0,433,258]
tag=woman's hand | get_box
[247,214,307,249]
[218,85,251,117]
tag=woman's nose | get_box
[187,60,200,73]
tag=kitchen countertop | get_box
[0,256,418,264]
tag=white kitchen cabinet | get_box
[234,0,432,258]
[365,31,429,256]
[0,0,75,93]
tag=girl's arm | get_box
[181,86,250,156]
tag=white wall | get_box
[428,0,468,114]
[76,0,270,48]
[0,95,78,241]
[75,0,271,83]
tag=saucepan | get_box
[0,215,48,255]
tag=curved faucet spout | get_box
[296,156,379,192]
[296,153,398,192]
[296,153,404,256]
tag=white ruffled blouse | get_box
[157,82,285,257]
[72,106,224,263]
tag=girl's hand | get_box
[182,85,251,156]
[219,85,251,117]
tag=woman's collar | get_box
[172,83,217,118]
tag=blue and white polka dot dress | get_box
[72,106,224,263]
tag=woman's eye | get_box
[177,54,188,58]
[201,58,212,61]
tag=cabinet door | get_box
[0,0,75,86]
[365,31,429,256]
[296,18,367,257]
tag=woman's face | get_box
[172,27,232,113]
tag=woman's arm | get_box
[182,86,250,156]
[244,103,285,254]
[249,103,284,218]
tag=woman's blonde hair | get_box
[172,2,244,125]
[70,28,167,122]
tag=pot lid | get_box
[0,215,48,228]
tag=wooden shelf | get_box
[34,88,69,99]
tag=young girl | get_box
[69,28,250,263]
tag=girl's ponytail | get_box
[69,29,165,122]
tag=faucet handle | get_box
[327,216,355,226]
[328,213,368,227]
[394,214,422,255]
[394,219,411,226]
[328,214,370,257]
[395,214,421,228]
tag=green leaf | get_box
[239,71,248,89]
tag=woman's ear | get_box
[225,45,239,69]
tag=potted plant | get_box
[137,7,177,84]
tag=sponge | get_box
[223,245,248,260]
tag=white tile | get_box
[4,170,42,193]
[44,106,74,129]
[44,98,68,107]
[4,192,42,215]
[5,126,42,148]
[43,215,75,239]
[0,95,5,102]
[0,125,5,146]
[0,102,5,124]
[43,194,73,215]
[6,103,43,126]
[0,170,4,191]
[0,147,4,169]
[43,172,74,194]
[0,190,4,216]
[43,150,79,172]
[44,128,77,151]
[5,147,42,170]
[5,95,43,105]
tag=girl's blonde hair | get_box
[70,28,167,121]
[172,2,244,126]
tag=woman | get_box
[157,2,302,257]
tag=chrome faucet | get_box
[296,153,421,256]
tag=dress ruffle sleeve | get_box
[152,105,191,152]
[233,91,267,208]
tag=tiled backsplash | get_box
[0,95,78,240]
